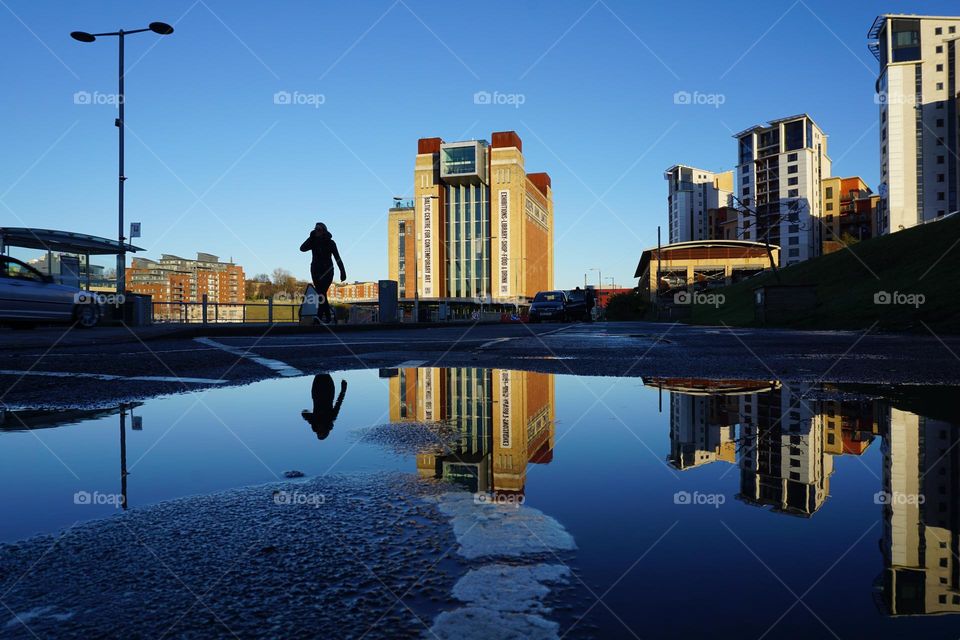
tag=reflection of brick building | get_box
[388,367,555,496]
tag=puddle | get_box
[1,368,959,638]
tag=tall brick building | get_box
[126,252,245,305]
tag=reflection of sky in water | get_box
[2,370,959,637]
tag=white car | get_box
[0,255,101,328]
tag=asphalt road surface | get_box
[1,321,958,408]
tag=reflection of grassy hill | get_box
[688,214,960,333]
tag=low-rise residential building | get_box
[126,252,245,319]
[328,281,379,303]
[821,176,880,253]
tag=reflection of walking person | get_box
[300,222,346,324]
[301,375,347,440]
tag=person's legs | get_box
[310,263,334,322]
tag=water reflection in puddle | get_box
[1,369,958,637]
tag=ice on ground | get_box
[425,492,576,560]
[428,564,571,640]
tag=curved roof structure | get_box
[0,228,143,255]
[634,239,777,278]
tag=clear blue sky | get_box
[0,0,952,287]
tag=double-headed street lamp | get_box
[70,22,174,293]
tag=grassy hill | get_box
[688,214,960,333]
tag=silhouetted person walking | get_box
[301,374,347,440]
[300,222,346,324]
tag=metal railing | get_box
[152,298,301,324]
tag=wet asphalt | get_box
[0,321,958,409]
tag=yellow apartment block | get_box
[387,131,554,319]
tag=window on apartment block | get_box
[937,118,945,127]
[937,82,944,90]
[937,64,944,72]
[938,192,946,201]
[787,165,798,174]
[935,27,943,35]
[937,45,944,53]
[788,237,799,245]
[826,202,834,211]
[787,152,798,162]
[788,177,798,186]
[789,224,800,233]
[938,174,946,182]
[787,189,799,198]
[742,187,749,196]
[938,155,945,164]
[825,187,834,198]
[892,19,921,62]
[951,26,957,33]
[788,249,800,258]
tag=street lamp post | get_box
[71,22,174,294]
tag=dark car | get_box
[565,289,587,321]
[0,256,101,328]
[528,290,569,322]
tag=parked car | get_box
[528,290,569,322]
[0,256,101,328]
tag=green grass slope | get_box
[688,214,960,333]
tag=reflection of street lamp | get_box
[71,22,174,293]
[588,267,602,302]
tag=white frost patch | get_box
[425,492,576,560]
[4,605,73,629]
[429,564,570,640]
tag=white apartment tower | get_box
[869,15,960,233]
[734,115,831,267]
[664,165,733,243]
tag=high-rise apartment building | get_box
[387,131,553,318]
[734,115,832,267]
[664,165,734,243]
[869,14,960,233]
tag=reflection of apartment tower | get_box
[387,368,554,495]
[664,165,734,243]
[880,408,960,615]
[868,15,960,233]
[126,253,244,304]
[817,396,878,456]
[738,387,834,517]
[667,393,737,471]
[820,177,881,253]
[734,115,832,267]
[387,131,554,311]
